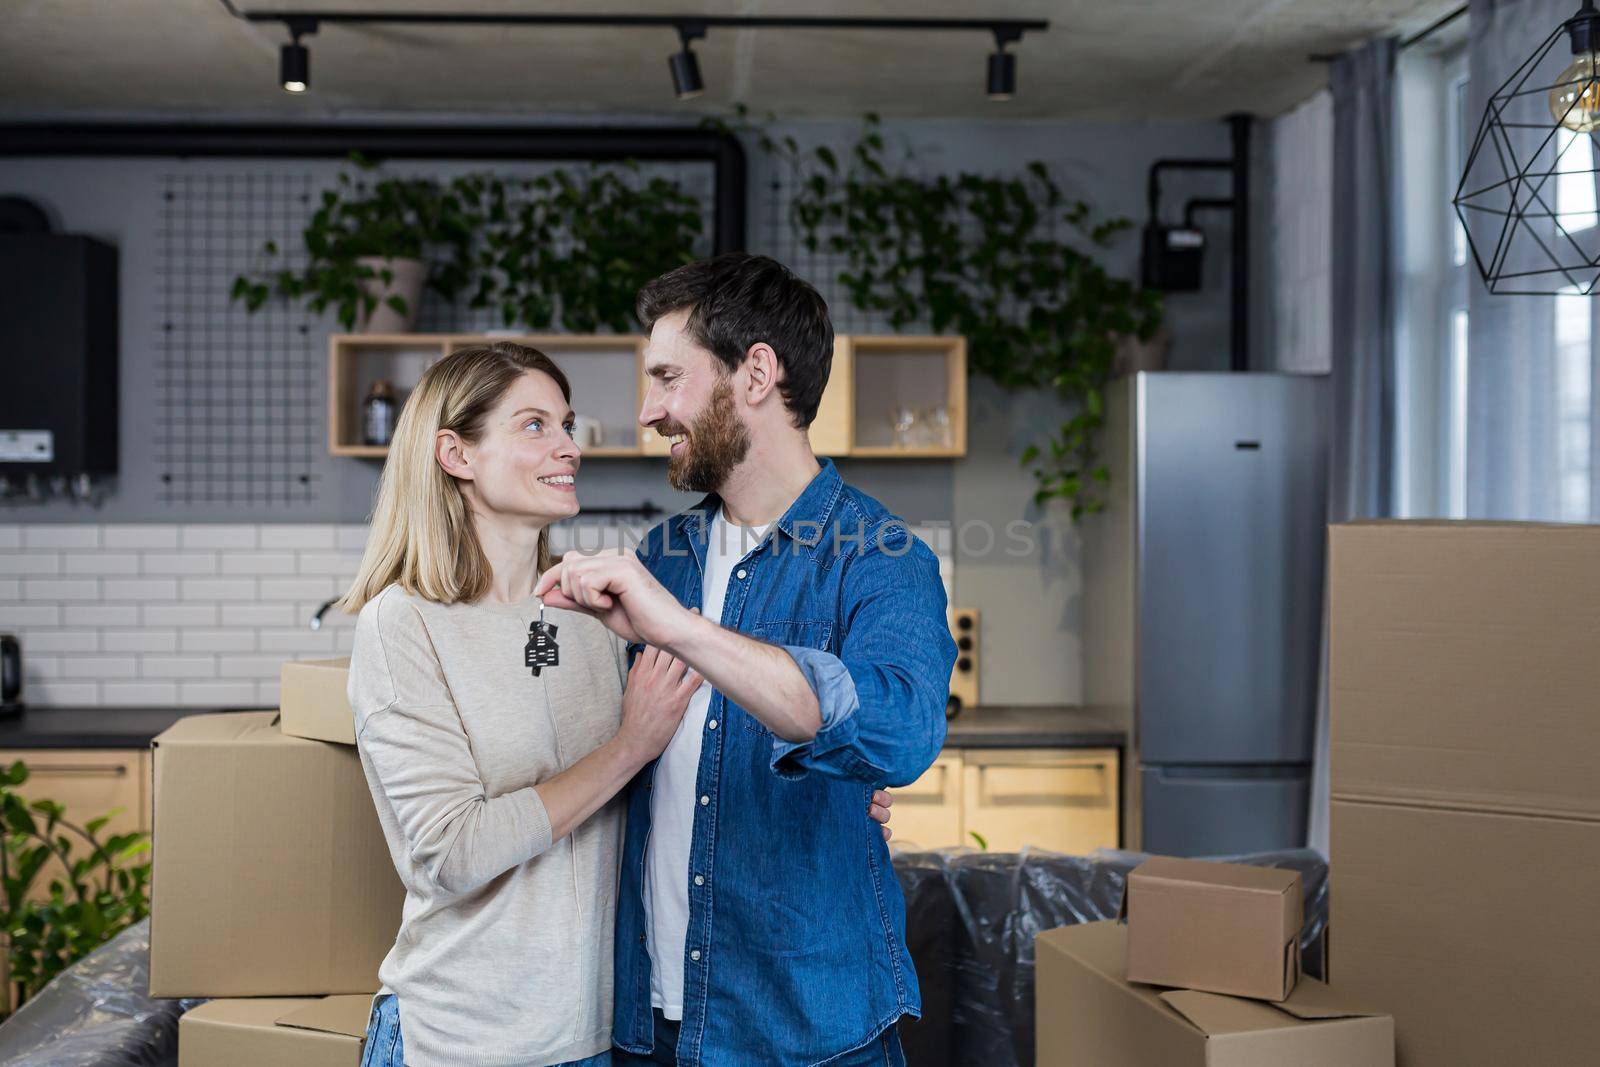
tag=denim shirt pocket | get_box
[740,620,833,733]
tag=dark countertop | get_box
[944,705,1126,749]
[0,706,263,750]
[0,703,1127,752]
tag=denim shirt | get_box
[612,459,956,1066]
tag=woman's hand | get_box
[616,644,703,765]
[870,789,893,842]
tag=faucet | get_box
[309,596,341,631]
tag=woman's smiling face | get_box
[458,369,582,524]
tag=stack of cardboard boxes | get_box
[1329,521,1600,1065]
[153,659,395,1066]
[1036,857,1394,1065]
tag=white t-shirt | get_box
[645,508,770,1020]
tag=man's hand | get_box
[870,788,893,842]
[534,549,693,649]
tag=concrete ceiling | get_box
[2,0,1460,122]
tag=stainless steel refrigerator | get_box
[1082,372,1328,857]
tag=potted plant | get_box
[232,156,475,332]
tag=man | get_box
[536,252,956,1066]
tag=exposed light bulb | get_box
[1551,52,1600,131]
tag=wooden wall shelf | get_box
[329,332,967,460]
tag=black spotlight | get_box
[669,22,706,100]
[280,41,310,93]
[987,50,1016,100]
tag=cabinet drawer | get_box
[961,748,1119,855]
[0,749,149,903]
[889,754,965,850]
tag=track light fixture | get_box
[223,6,1048,100]
[279,17,316,93]
[670,23,706,100]
[987,26,1021,101]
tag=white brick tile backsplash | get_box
[103,629,179,653]
[178,681,259,706]
[0,579,17,600]
[221,552,297,575]
[62,656,139,679]
[181,630,257,653]
[102,525,180,550]
[259,525,336,550]
[258,628,337,655]
[256,679,281,705]
[23,657,62,679]
[65,604,131,626]
[260,577,337,601]
[26,681,99,704]
[142,656,218,679]
[103,578,179,601]
[141,604,217,627]
[336,525,371,551]
[102,681,180,705]
[218,654,285,678]
[180,578,257,601]
[23,578,100,601]
[63,553,140,575]
[0,552,61,575]
[143,552,219,576]
[221,603,297,627]
[24,630,100,653]
[0,526,19,550]
[297,552,363,577]
[23,525,99,550]
[180,524,257,550]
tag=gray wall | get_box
[0,113,1252,705]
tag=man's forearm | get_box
[663,611,822,741]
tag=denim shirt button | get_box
[690,950,702,962]
[735,568,747,580]
[707,719,718,730]
[699,794,710,806]
[694,874,705,886]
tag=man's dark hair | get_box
[636,252,834,429]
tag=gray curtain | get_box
[1308,37,1399,856]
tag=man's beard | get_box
[664,378,751,493]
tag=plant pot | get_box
[355,256,426,334]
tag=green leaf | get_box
[968,830,988,850]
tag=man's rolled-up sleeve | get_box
[767,527,956,787]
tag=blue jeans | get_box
[360,994,613,1067]
[611,1008,906,1066]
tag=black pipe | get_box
[0,122,748,253]
[1227,113,1251,373]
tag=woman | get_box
[337,342,891,1067]
[340,342,694,1067]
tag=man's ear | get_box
[742,342,783,406]
[436,429,474,481]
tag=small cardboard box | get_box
[179,995,372,1067]
[150,711,403,997]
[1037,921,1392,1067]
[1124,857,1302,1002]
[280,657,356,745]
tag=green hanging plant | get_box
[232,154,704,334]
[755,113,1163,518]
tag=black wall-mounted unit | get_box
[0,234,119,479]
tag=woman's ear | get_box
[436,429,474,481]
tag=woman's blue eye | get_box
[525,419,543,432]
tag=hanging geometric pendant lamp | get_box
[1455,0,1600,294]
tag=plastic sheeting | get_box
[0,851,1327,1067]
[892,847,1329,1067]
[0,919,199,1067]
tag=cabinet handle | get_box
[23,763,128,777]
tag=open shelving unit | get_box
[328,332,967,460]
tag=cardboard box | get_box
[1036,921,1393,1067]
[150,712,404,997]
[1123,856,1302,1001]
[179,995,371,1067]
[1330,521,1600,1065]
[280,657,356,745]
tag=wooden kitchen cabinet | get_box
[0,749,150,902]
[892,748,1121,855]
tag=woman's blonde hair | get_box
[338,342,572,613]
